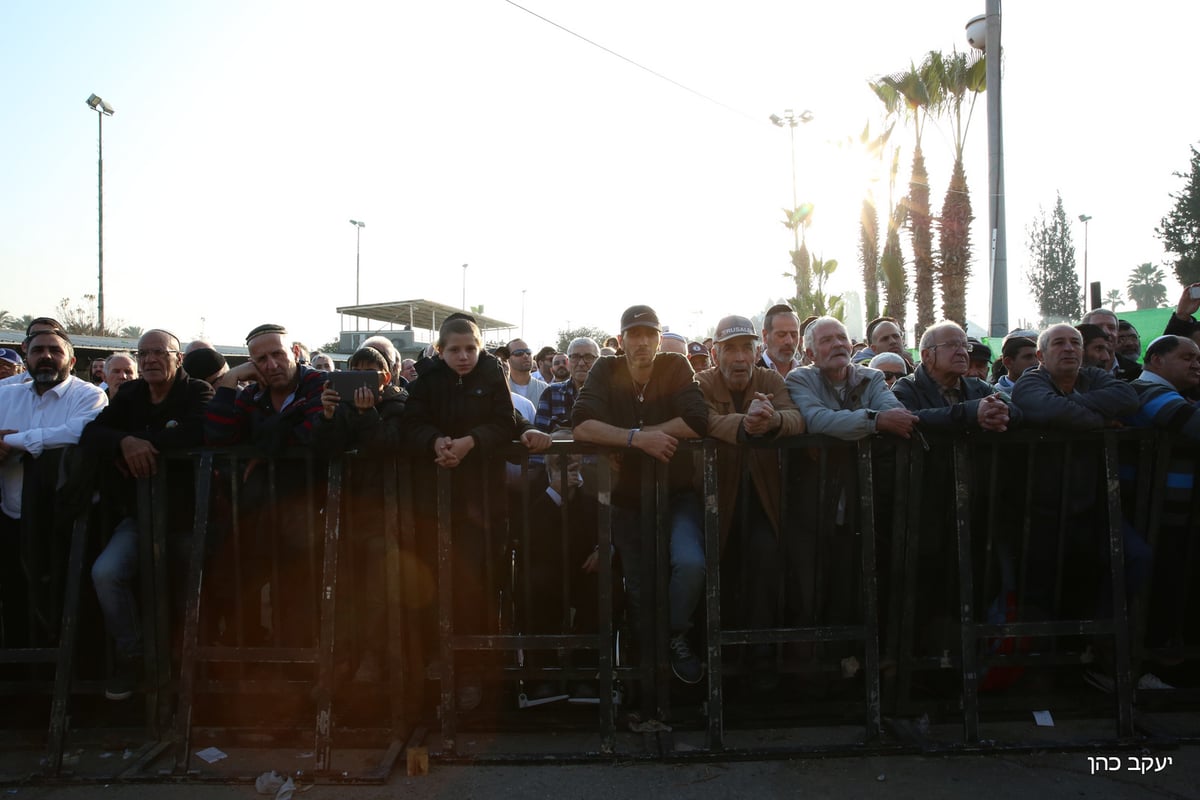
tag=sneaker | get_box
[105,654,142,701]
[669,633,703,684]
[1137,672,1175,691]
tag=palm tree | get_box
[1126,263,1168,309]
[119,325,144,339]
[789,255,845,320]
[1103,289,1125,311]
[781,204,815,317]
[871,57,939,334]
[933,49,986,326]
[881,148,909,327]
[849,120,894,322]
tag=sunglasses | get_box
[509,348,532,357]
[882,371,905,380]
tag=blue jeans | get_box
[91,516,141,657]
[613,492,706,633]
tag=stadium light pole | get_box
[967,3,1007,337]
[769,108,814,256]
[86,94,114,332]
[1078,214,1092,311]
[462,263,468,310]
[349,219,365,304]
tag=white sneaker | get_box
[1137,672,1175,690]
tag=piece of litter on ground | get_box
[1032,710,1054,727]
[297,752,314,758]
[255,771,285,794]
[195,746,228,764]
[877,774,886,782]
[99,752,114,759]
[122,748,134,760]
[275,776,297,800]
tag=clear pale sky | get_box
[2,1,1197,351]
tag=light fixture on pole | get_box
[521,288,527,339]
[769,108,815,257]
[349,219,365,304]
[967,3,1007,337]
[462,263,469,311]
[86,93,114,332]
[1078,214,1092,311]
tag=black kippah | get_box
[245,323,288,344]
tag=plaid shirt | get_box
[204,363,328,452]
[534,379,580,433]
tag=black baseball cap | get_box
[620,305,661,333]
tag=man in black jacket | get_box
[573,304,710,684]
[894,321,1015,432]
[80,329,213,700]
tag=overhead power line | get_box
[502,0,757,121]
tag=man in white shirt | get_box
[0,329,107,647]
[506,338,548,405]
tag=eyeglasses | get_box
[881,371,906,380]
[930,341,973,353]
[509,348,532,357]
[136,348,179,360]
[568,353,598,364]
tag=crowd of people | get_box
[2,281,1199,711]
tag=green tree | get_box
[1156,145,1200,286]
[1025,193,1080,324]
[56,295,120,337]
[555,325,610,353]
[781,204,815,316]
[119,325,144,339]
[934,49,986,326]
[872,59,938,333]
[6,314,35,332]
[1103,289,1125,311]
[1126,262,1168,310]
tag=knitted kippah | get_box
[245,323,288,344]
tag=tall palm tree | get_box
[1126,263,1168,309]
[933,49,986,326]
[872,57,939,334]
[1104,289,1125,310]
[881,148,909,327]
[849,121,893,322]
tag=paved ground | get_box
[3,748,1198,800]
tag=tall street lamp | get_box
[1078,214,1092,311]
[86,93,114,332]
[462,263,469,310]
[349,219,365,304]
[769,108,814,257]
[967,2,1007,337]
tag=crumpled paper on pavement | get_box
[255,771,306,799]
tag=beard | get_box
[32,362,70,387]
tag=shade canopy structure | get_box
[336,299,515,337]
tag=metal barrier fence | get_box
[1,429,1196,779]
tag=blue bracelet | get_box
[627,428,638,447]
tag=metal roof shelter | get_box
[335,299,515,336]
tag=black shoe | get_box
[105,653,142,701]
[669,633,703,684]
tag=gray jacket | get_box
[786,363,902,441]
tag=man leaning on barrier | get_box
[786,316,917,441]
[0,328,107,650]
[698,314,804,690]
[1011,324,1150,681]
[572,304,710,685]
[893,321,1018,432]
[1127,334,1200,665]
[79,329,213,700]
[204,324,329,648]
